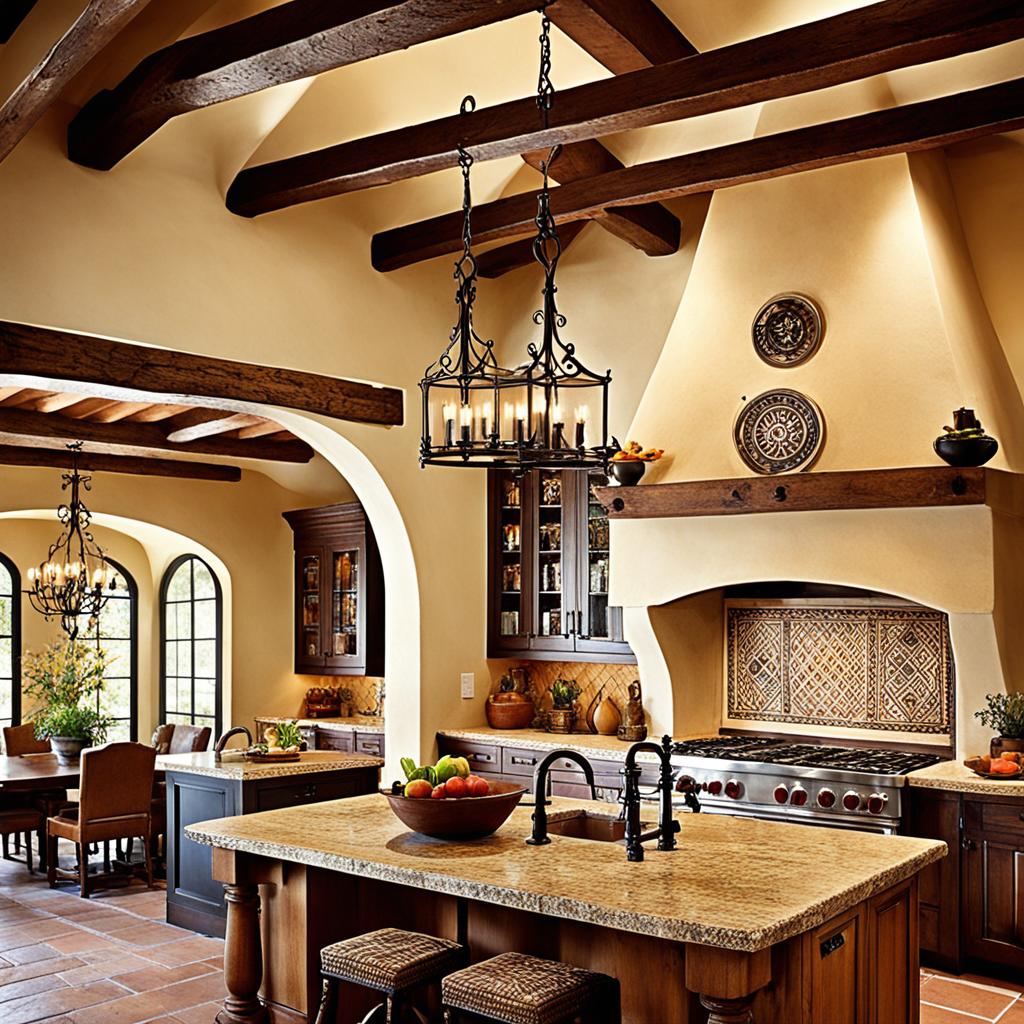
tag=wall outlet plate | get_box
[460,672,475,699]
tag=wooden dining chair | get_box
[150,723,211,754]
[46,742,156,898]
[0,808,44,873]
[2,724,51,756]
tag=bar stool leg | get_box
[24,832,33,874]
[46,833,57,887]
[313,977,337,1024]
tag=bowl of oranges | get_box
[963,752,1023,779]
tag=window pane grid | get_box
[161,556,222,738]
[0,558,17,737]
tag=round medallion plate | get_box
[752,294,823,367]
[734,389,825,475]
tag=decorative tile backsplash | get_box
[726,604,953,735]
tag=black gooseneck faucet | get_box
[621,734,684,862]
[526,749,598,845]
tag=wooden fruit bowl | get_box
[963,756,1023,780]
[382,781,527,839]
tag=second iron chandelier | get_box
[418,9,614,472]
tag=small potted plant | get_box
[975,693,1024,758]
[337,688,354,718]
[609,441,665,486]
[547,679,582,734]
[23,640,113,766]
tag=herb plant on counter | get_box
[550,679,581,709]
[976,693,1024,739]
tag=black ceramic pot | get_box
[933,434,999,467]
[609,460,646,486]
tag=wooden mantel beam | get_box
[67,0,547,170]
[225,0,1024,216]
[0,0,153,166]
[371,77,1024,271]
[0,443,241,482]
[0,321,404,426]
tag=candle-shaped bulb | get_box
[552,403,564,425]
[459,402,472,443]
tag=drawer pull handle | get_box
[511,756,537,766]
[820,933,845,958]
[470,753,493,762]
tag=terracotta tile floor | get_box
[0,843,1019,1022]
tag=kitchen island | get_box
[160,751,381,936]
[188,793,944,1024]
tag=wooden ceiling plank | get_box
[224,0,1024,216]
[0,321,404,426]
[234,419,291,440]
[33,392,89,413]
[60,397,123,419]
[87,400,159,422]
[0,0,154,166]
[0,387,26,404]
[0,405,315,464]
[166,413,267,444]
[547,0,697,74]
[371,76,1024,271]
[1,388,52,408]
[0,443,240,482]
[124,402,194,422]
[67,0,547,170]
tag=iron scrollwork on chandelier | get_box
[418,10,613,472]
[25,441,118,639]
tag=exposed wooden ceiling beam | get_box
[0,406,315,464]
[166,412,267,443]
[225,0,1024,216]
[0,321,404,426]
[476,220,588,278]
[0,1,36,45]
[547,0,696,74]
[0,443,240,482]
[372,76,1024,271]
[0,0,153,166]
[67,0,547,170]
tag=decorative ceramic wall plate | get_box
[734,389,825,474]
[752,293,824,367]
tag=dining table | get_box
[0,751,84,790]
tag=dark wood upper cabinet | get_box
[283,503,384,677]
[487,468,634,663]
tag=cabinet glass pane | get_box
[331,550,359,657]
[301,553,321,658]
[586,474,612,639]
[498,471,524,637]
[536,470,564,637]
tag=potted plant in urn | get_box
[975,692,1024,759]
[23,640,113,765]
[547,679,581,735]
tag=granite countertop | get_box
[187,793,944,952]
[908,760,1024,797]
[257,716,384,733]
[437,727,710,762]
[157,750,383,780]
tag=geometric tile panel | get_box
[727,605,953,734]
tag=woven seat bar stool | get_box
[315,927,467,1024]
[441,952,621,1024]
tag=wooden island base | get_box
[211,847,920,1024]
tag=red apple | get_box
[444,776,468,799]
[467,776,490,797]
[431,784,447,799]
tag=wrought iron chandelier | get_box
[25,442,118,639]
[419,10,613,472]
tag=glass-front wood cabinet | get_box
[487,469,633,662]
[284,503,384,676]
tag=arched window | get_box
[160,555,222,738]
[0,554,21,735]
[76,558,137,742]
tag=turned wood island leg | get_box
[685,946,771,1024]
[213,848,269,1024]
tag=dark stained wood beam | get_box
[67,0,546,170]
[0,443,241,482]
[372,76,1024,270]
[0,1,36,44]
[0,406,314,463]
[0,0,153,166]
[0,321,404,426]
[225,0,1024,216]
[547,0,696,74]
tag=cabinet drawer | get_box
[980,801,1024,836]
[316,730,354,753]
[502,748,543,776]
[438,739,499,771]
[255,777,362,812]
[355,732,384,758]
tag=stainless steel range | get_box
[669,736,942,834]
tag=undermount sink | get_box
[545,811,647,843]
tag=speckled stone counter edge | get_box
[187,811,944,953]
[907,760,1024,797]
[257,716,385,734]
[158,753,383,780]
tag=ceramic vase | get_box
[609,460,645,486]
[50,736,88,767]
[547,708,576,734]
[594,697,621,737]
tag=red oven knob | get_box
[842,791,861,811]
[706,780,723,796]
[773,785,789,804]
[867,793,888,815]
[789,786,808,806]
[724,779,742,800]
[817,788,836,808]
